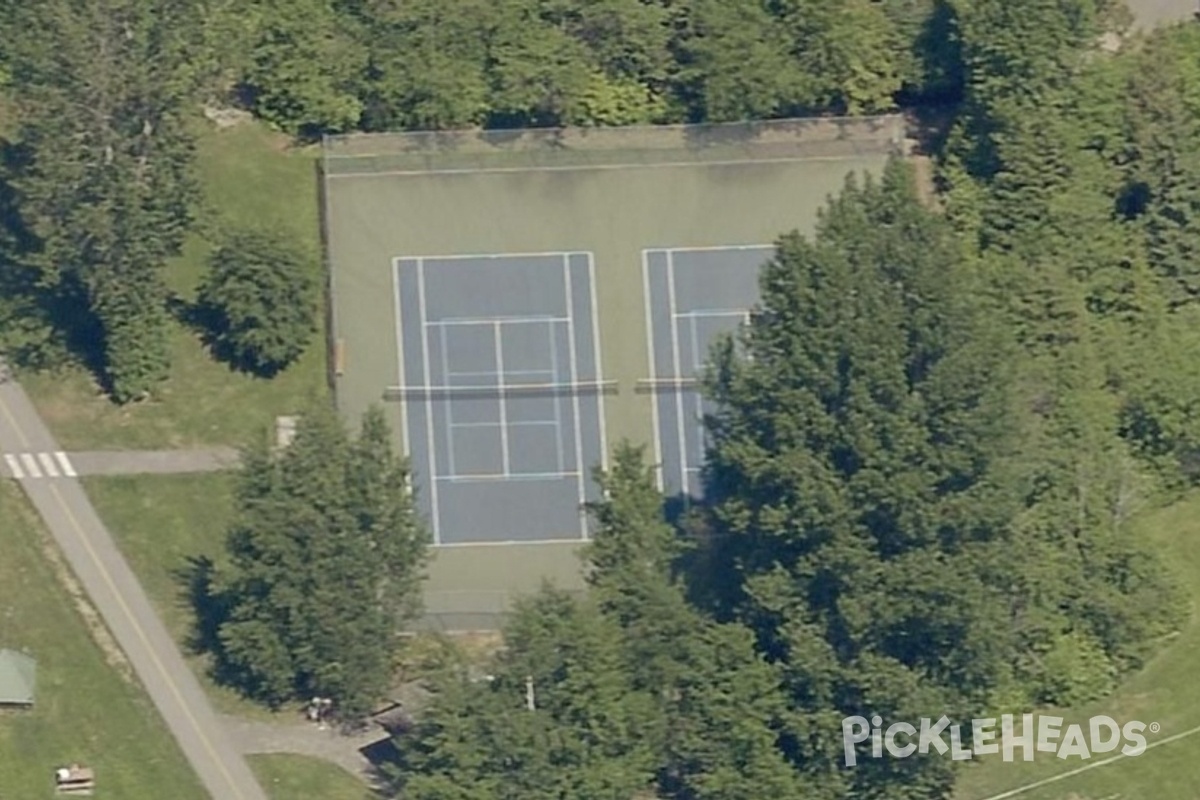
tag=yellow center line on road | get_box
[0,394,248,800]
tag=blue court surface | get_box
[393,253,608,546]
[643,245,775,498]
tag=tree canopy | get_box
[206,404,429,718]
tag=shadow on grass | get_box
[175,556,229,662]
[0,139,108,382]
[167,293,291,380]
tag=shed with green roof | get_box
[0,648,36,706]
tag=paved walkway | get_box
[220,714,393,787]
[0,379,269,800]
[1127,0,1196,28]
[67,448,240,476]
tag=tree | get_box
[210,404,429,717]
[396,589,662,800]
[196,226,318,376]
[773,0,903,114]
[700,162,1044,798]
[4,0,209,401]
[242,0,366,136]
[586,445,812,800]
[353,0,494,131]
[671,0,800,122]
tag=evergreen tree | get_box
[212,404,429,717]
[5,0,208,400]
[396,590,661,800]
[242,0,366,136]
[702,162,1030,798]
[196,226,318,377]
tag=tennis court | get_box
[323,114,903,627]
[642,245,775,498]
[392,252,608,545]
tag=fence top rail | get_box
[321,114,907,175]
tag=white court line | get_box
[548,319,566,474]
[4,453,24,479]
[390,259,411,459]
[586,253,609,476]
[385,249,584,262]
[426,315,569,327]
[644,244,775,255]
[19,453,41,479]
[673,308,749,319]
[975,722,1200,800]
[37,452,59,478]
[435,471,580,484]
[416,259,441,545]
[564,256,587,539]
[439,324,458,479]
[493,321,511,478]
[55,451,76,478]
[431,537,592,549]
[687,314,709,473]
[666,251,690,495]
[642,252,665,491]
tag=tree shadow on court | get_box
[664,492,744,619]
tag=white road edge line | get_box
[54,451,76,478]
[975,723,1200,800]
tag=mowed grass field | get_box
[251,754,378,800]
[0,482,207,799]
[21,120,327,450]
[80,472,285,723]
[86,472,392,796]
[954,493,1200,800]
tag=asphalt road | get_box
[0,378,268,800]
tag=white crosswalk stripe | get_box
[55,451,77,477]
[4,454,23,479]
[20,453,40,478]
[37,452,59,478]
[2,451,76,480]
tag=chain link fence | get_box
[322,114,906,177]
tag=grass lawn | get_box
[21,120,328,451]
[0,481,207,799]
[80,472,292,722]
[953,493,1200,800]
[251,754,379,800]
